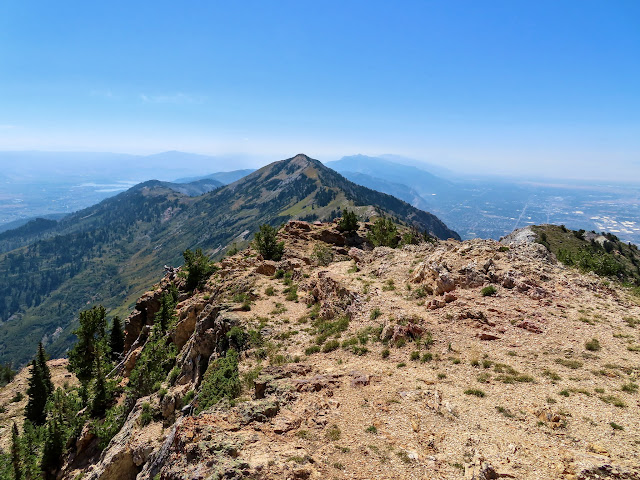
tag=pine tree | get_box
[156,294,176,332]
[41,417,63,479]
[21,420,41,480]
[37,343,53,397]
[109,316,124,361]
[68,305,107,403]
[25,358,48,426]
[90,357,108,417]
[253,224,284,261]
[11,423,21,480]
[337,209,358,233]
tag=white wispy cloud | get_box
[139,92,205,104]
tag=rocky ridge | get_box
[5,219,640,480]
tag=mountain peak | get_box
[286,153,317,168]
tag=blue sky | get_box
[0,1,639,179]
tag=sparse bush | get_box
[370,308,382,320]
[555,358,583,369]
[322,340,340,353]
[254,224,284,261]
[481,285,497,297]
[284,284,299,302]
[139,402,153,427]
[464,389,485,397]
[599,395,626,408]
[265,286,275,296]
[381,348,390,359]
[365,425,377,434]
[274,269,285,279]
[194,349,240,414]
[410,351,420,361]
[542,369,561,381]
[621,382,638,393]
[610,421,624,430]
[326,424,341,441]
[585,338,601,352]
[311,243,334,266]
[495,406,514,418]
[420,352,433,363]
[305,345,321,355]
[127,327,177,399]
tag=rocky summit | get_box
[2,219,640,480]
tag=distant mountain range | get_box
[324,155,640,245]
[3,150,639,245]
[174,169,255,185]
[0,154,458,366]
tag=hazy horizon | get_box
[1,1,639,182]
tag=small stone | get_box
[587,443,610,456]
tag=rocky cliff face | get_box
[46,220,640,479]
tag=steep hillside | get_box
[3,220,638,480]
[0,154,458,366]
[508,225,640,287]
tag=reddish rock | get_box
[516,321,543,334]
[477,332,500,341]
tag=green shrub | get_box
[183,248,216,291]
[139,402,153,427]
[265,286,275,296]
[305,345,321,355]
[585,338,601,351]
[621,382,638,393]
[464,389,485,397]
[322,340,340,353]
[481,285,497,297]
[284,284,299,302]
[367,218,398,248]
[195,349,240,414]
[274,269,285,279]
[410,351,420,361]
[93,404,126,450]
[168,366,181,385]
[610,421,624,430]
[495,406,514,418]
[370,308,382,320]
[420,352,433,363]
[313,316,349,345]
[381,348,390,359]
[254,224,284,261]
[326,424,341,441]
[555,358,583,369]
[226,326,248,351]
[365,425,377,434]
[337,209,358,233]
[183,390,195,405]
[127,327,177,399]
[382,279,395,291]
